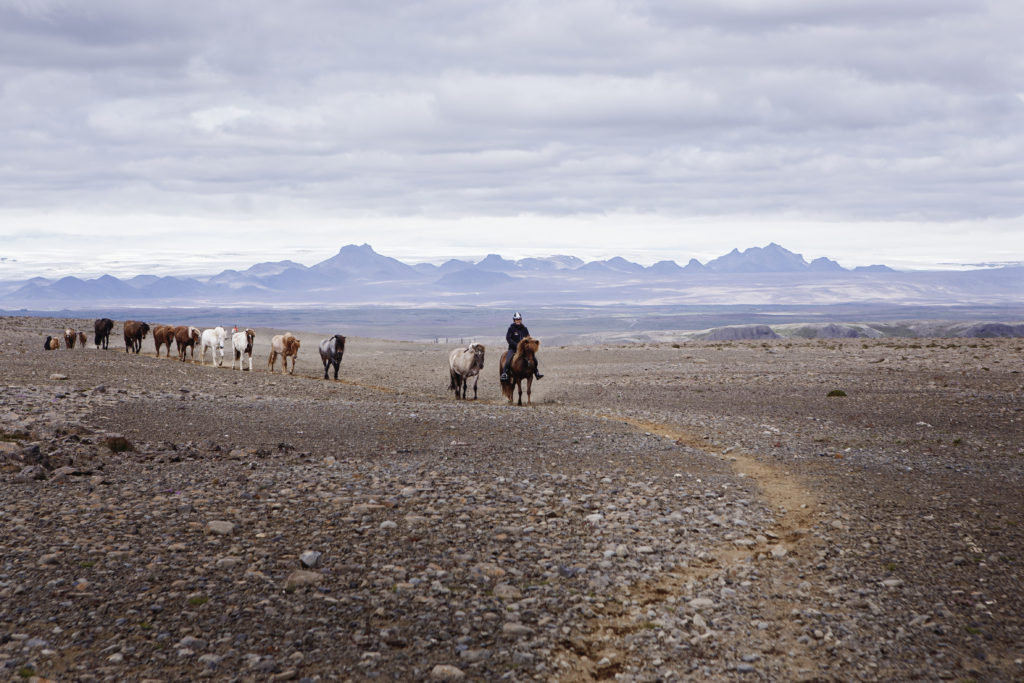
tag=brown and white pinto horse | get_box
[174,325,201,362]
[499,337,540,406]
[268,333,301,374]
[63,328,77,349]
[231,328,256,371]
[123,320,150,354]
[152,325,175,357]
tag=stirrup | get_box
[500,372,508,381]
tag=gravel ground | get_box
[1,316,1022,682]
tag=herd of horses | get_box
[46,319,541,405]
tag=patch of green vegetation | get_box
[827,389,847,397]
[17,667,35,679]
[952,438,963,446]
[642,621,659,630]
[103,436,134,453]
[884,562,898,572]
[187,595,209,606]
[140,622,153,631]
[79,560,95,568]
[964,626,982,635]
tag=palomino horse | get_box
[63,328,77,349]
[499,337,540,406]
[318,334,346,380]
[231,329,256,371]
[174,326,201,362]
[449,343,485,400]
[152,325,175,357]
[198,327,227,366]
[268,333,301,374]
[123,321,150,354]
[94,318,114,349]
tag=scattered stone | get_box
[429,664,466,680]
[299,550,322,568]
[284,570,323,590]
[204,520,236,535]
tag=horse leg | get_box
[516,379,523,406]
[526,376,533,406]
[472,375,478,400]
[333,361,339,380]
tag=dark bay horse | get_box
[123,320,150,354]
[500,337,540,406]
[94,318,114,349]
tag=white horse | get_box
[231,329,255,371]
[449,343,485,399]
[198,326,227,366]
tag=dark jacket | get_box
[506,322,530,350]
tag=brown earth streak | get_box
[1,315,1022,682]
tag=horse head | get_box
[472,343,485,362]
[189,326,201,343]
[516,336,539,356]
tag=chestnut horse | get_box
[94,318,114,349]
[123,320,150,354]
[268,333,300,374]
[77,331,87,348]
[174,325,201,362]
[152,325,175,357]
[499,337,540,406]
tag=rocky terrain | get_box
[1,316,1022,682]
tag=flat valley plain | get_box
[1,316,1022,682]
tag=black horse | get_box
[318,334,346,380]
[94,318,114,350]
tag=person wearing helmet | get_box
[501,312,542,382]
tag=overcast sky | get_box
[1,0,1022,278]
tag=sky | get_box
[1,0,1023,278]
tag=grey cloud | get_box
[0,0,1022,238]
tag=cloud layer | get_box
[1,0,1022,274]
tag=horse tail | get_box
[449,367,460,391]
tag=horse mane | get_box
[512,336,539,364]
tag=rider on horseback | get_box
[501,312,542,382]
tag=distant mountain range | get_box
[1,242,1020,308]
